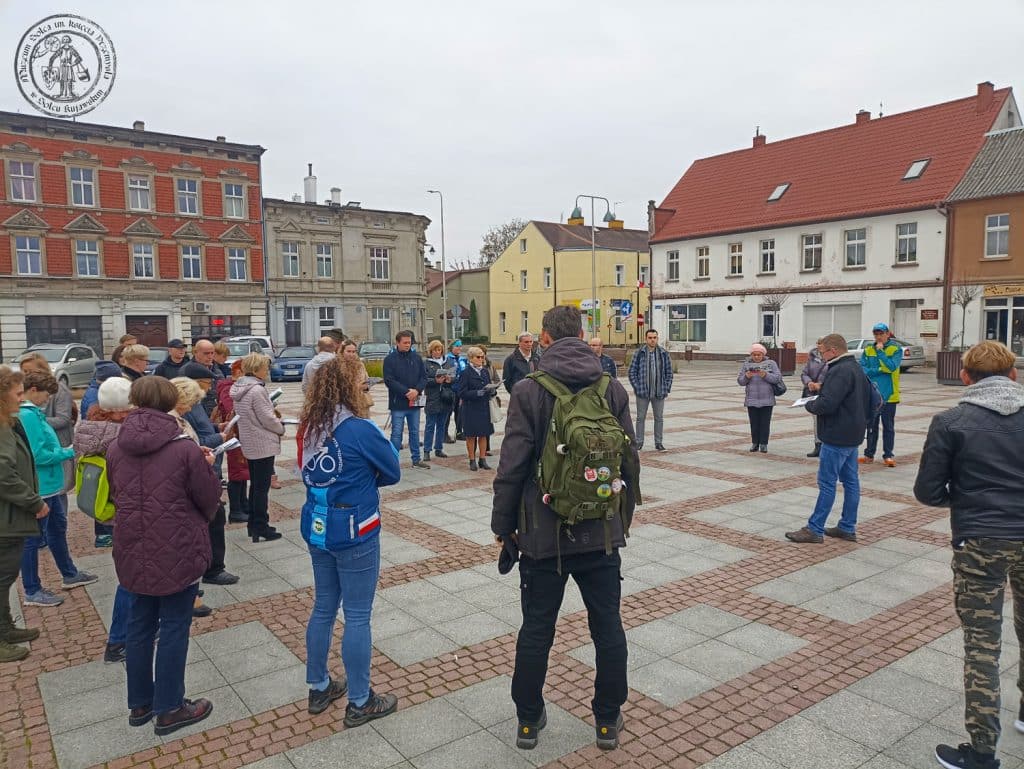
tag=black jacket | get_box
[805,353,871,447]
[383,349,428,411]
[914,376,1024,541]
[491,336,640,561]
[501,349,538,394]
[424,358,454,415]
[154,355,190,379]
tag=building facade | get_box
[425,266,490,342]
[263,188,430,347]
[649,82,1019,358]
[488,221,650,346]
[0,111,266,359]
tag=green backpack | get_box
[529,371,640,556]
[75,454,115,523]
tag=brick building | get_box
[0,111,267,359]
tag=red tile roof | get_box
[533,221,649,252]
[426,266,488,294]
[652,87,1011,243]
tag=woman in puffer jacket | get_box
[799,339,829,457]
[737,343,782,454]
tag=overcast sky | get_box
[2,1,1021,266]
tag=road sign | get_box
[637,313,645,326]
[620,300,633,317]
[581,299,596,310]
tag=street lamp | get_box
[571,195,614,335]
[427,190,448,350]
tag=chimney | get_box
[752,133,766,148]
[303,163,317,204]
[607,218,624,230]
[977,81,995,113]
[132,120,145,131]
[291,193,302,203]
[856,109,870,125]
[330,187,341,206]
[215,135,226,142]
[434,261,442,270]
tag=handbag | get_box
[772,378,787,397]
[489,396,501,423]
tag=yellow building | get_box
[489,221,650,346]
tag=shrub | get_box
[363,360,384,378]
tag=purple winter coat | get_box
[800,349,828,395]
[737,358,782,407]
[107,408,222,596]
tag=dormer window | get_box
[903,159,930,180]
[767,183,790,202]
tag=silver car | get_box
[847,338,926,372]
[22,343,99,387]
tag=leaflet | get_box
[213,437,241,456]
[790,395,819,407]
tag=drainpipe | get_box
[938,202,952,348]
[552,247,557,307]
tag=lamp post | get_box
[571,194,615,336]
[427,189,448,350]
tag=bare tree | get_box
[479,218,528,266]
[759,291,789,348]
[950,276,982,351]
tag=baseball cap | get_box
[168,338,186,348]
[452,339,463,347]
[872,323,890,333]
[180,361,214,380]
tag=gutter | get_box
[938,201,953,347]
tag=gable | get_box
[172,221,210,240]
[123,218,163,237]
[219,224,255,243]
[3,209,50,230]
[64,213,108,234]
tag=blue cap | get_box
[94,360,123,381]
[452,339,462,347]
[872,323,889,332]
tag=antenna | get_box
[879,101,884,118]
[755,124,760,137]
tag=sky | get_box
[1,1,1021,266]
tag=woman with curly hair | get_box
[299,356,400,727]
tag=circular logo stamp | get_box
[14,14,117,118]
[597,466,611,482]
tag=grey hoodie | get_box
[959,376,1024,415]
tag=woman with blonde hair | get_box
[231,353,284,543]
[423,339,453,461]
[120,344,151,382]
[458,346,497,470]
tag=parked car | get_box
[145,347,169,376]
[847,338,926,371]
[225,335,276,357]
[270,345,317,382]
[357,341,391,361]
[22,343,98,387]
[224,340,263,366]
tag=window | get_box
[521,311,529,333]
[69,167,95,207]
[903,159,930,180]
[499,312,507,334]
[767,182,790,202]
[615,264,625,286]
[896,222,917,264]
[803,303,862,344]
[281,241,299,276]
[316,243,333,278]
[543,267,552,289]
[520,238,527,253]
[520,270,527,291]
[614,307,624,333]
[223,183,244,218]
[127,175,151,211]
[639,264,649,287]
[75,239,100,277]
[132,243,154,278]
[986,214,1010,257]
[228,247,247,281]
[371,307,391,342]
[176,178,198,214]
[760,306,778,339]
[802,233,823,271]
[667,304,706,342]
[15,236,41,275]
[319,306,335,329]
[845,228,866,267]
[9,160,36,202]
[667,250,680,281]
[695,247,709,279]
[759,239,775,274]
[370,247,390,280]
[181,245,202,280]
[728,243,743,276]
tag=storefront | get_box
[982,285,1024,355]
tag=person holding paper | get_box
[459,346,497,471]
[737,343,782,453]
[216,361,250,524]
[800,340,829,457]
[382,330,429,470]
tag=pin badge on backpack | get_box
[584,467,598,482]
[597,467,611,481]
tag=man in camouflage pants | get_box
[915,341,1024,769]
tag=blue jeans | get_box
[865,401,897,458]
[305,537,381,707]
[126,583,197,714]
[20,495,78,595]
[423,409,450,453]
[807,443,860,535]
[108,584,134,645]
[390,408,422,462]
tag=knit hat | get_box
[750,343,768,355]
[94,360,123,381]
[97,377,132,411]
[180,361,214,380]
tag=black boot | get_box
[807,443,821,458]
[759,444,768,453]
[749,443,758,452]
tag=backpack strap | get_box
[528,370,571,398]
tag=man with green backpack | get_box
[492,305,641,753]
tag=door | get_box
[985,307,1008,343]
[285,307,302,347]
[892,302,919,344]
[125,316,168,348]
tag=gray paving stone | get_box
[849,667,961,719]
[717,622,806,658]
[51,711,161,769]
[371,697,478,758]
[891,647,964,691]
[628,657,717,705]
[373,604,428,641]
[667,604,752,637]
[626,618,706,656]
[425,566,495,593]
[569,639,661,671]
[231,663,308,713]
[287,721,406,769]
[435,611,516,647]
[46,679,127,734]
[883,722,969,769]
[799,591,882,624]
[745,715,874,769]
[458,580,519,609]
[752,578,828,607]
[194,620,277,656]
[240,756,297,769]
[404,593,479,624]
[209,638,303,684]
[375,626,459,666]
[161,684,251,743]
[489,704,594,766]
[39,658,124,700]
[226,575,297,603]
[702,745,788,769]
[409,729,532,769]
[672,638,768,682]
[446,675,513,728]
[801,690,924,751]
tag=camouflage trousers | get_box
[952,537,1024,754]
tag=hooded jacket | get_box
[0,420,43,538]
[19,402,74,498]
[73,406,126,456]
[231,376,284,460]
[153,354,191,380]
[107,408,221,595]
[491,336,640,561]
[302,351,336,393]
[914,376,1024,540]
[805,353,872,447]
[800,349,828,394]
[737,357,782,408]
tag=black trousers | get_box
[747,406,773,445]
[0,536,25,634]
[512,550,627,724]
[227,480,249,516]
[204,502,227,578]
[248,456,275,534]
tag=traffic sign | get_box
[637,313,645,326]
[620,300,633,317]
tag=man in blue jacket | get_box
[383,330,429,469]
[627,329,673,451]
[859,322,903,467]
[80,360,124,420]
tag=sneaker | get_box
[0,640,29,663]
[94,534,113,548]
[62,571,99,589]
[412,460,431,469]
[784,527,824,544]
[655,444,667,452]
[824,526,857,542]
[884,457,897,467]
[202,571,239,586]
[434,450,449,458]
[3,626,39,644]
[858,456,874,464]
[308,677,348,715]
[596,712,625,750]
[23,589,64,607]
[934,742,999,769]
[344,689,398,728]
[128,705,154,727]
[516,708,547,750]
[104,643,126,663]
[153,698,213,736]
